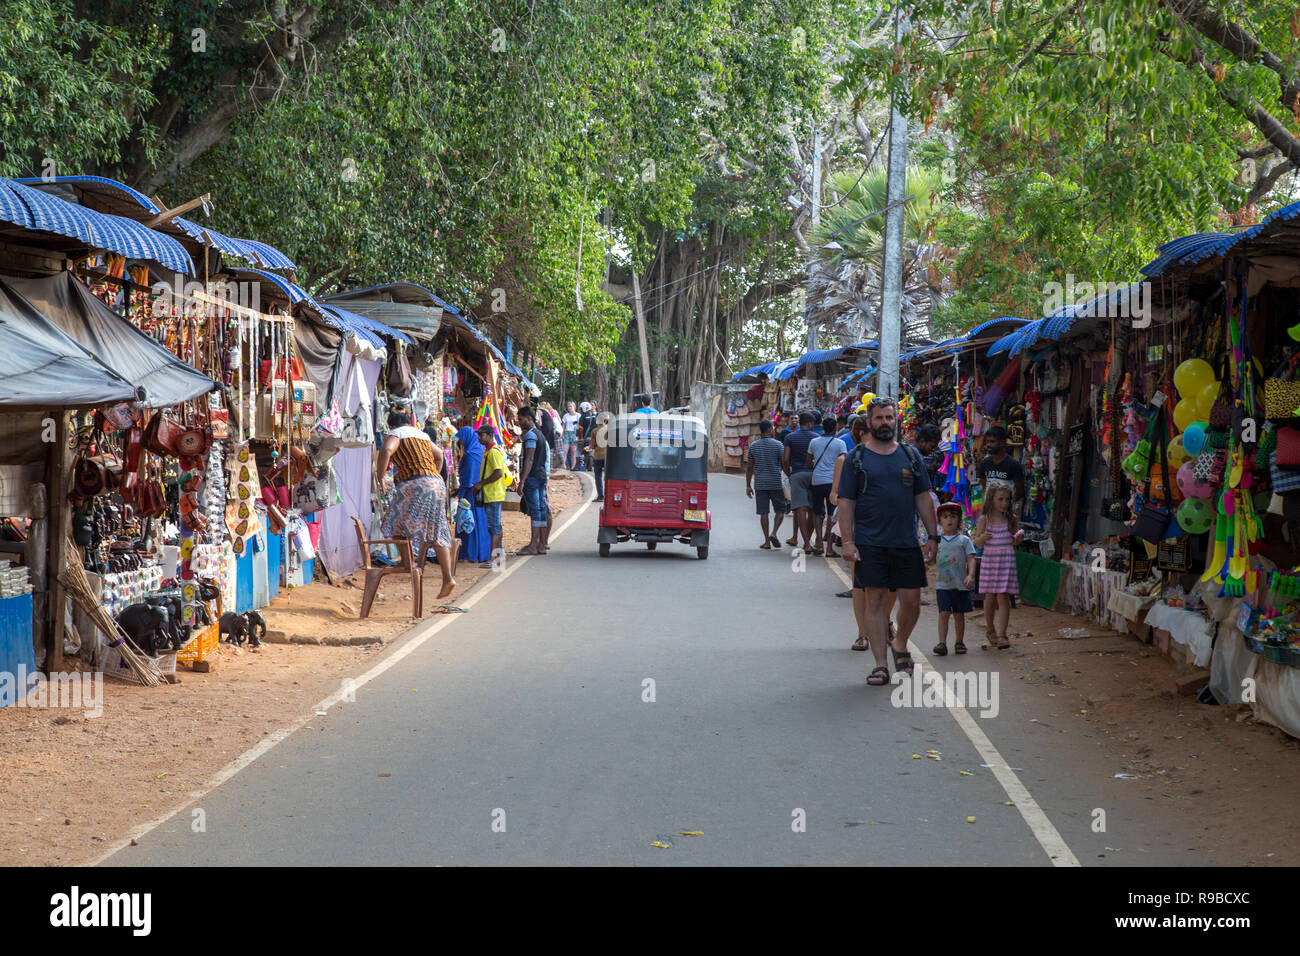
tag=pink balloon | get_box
[1176,461,1213,499]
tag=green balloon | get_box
[1177,497,1214,535]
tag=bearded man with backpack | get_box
[836,396,939,687]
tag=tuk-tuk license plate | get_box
[683,509,706,522]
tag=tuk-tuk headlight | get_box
[612,491,622,505]
[688,494,699,506]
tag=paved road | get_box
[112,473,1205,866]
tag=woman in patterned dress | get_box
[376,409,456,598]
[974,480,1019,649]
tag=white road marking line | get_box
[825,557,1080,867]
[90,479,595,866]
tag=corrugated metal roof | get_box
[14,176,297,270]
[322,303,413,345]
[1140,232,1234,277]
[0,179,195,274]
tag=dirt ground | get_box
[967,598,1300,866]
[0,472,585,867]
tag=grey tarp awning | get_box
[1,273,218,408]
[0,280,138,410]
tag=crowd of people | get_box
[745,393,1027,687]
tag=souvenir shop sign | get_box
[1066,423,1086,458]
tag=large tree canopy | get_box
[1,0,835,377]
[836,0,1300,332]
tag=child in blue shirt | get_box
[933,501,976,655]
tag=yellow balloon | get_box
[1194,381,1221,417]
[1173,398,1200,434]
[1174,359,1215,398]
[1167,435,1189,468]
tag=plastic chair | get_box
[351,516,422,619]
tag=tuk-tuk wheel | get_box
[696,546,708,560]
[599,543,610,557]
[646,541,657,550]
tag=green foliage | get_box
[836,0,1293,330]
[0,0,167,175]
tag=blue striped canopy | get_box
[1140,232,1234,277]
[0,179,194,274]
[11,176,296,271]
[320,303,413,345]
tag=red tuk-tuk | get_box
[597,414,710,559]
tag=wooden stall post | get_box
[46,410,70,674]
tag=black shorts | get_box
[852,545,927,591]
[755,489,788,515]
[811,483,833,516]
[936,588,973,613]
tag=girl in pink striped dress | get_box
[975,481,1019,649]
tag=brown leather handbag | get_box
[144,411,184,457]
[120,426,144,505]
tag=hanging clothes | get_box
[455,425,491,562]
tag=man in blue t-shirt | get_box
[633,392,659,414]
[516,406,552,555]
[781,411,820,551]
[837,396,938,687]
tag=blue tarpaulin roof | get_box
[1140,232,1235,277]
[0,179,195,274]
[320,303,413,345]
[13,175,297,270]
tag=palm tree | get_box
[807,165,950,346]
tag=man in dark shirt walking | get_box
[745,420,787,549]
[782,411,820,552]
[837,397,939,686]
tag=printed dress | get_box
[978,523,1019,595]
[381,475,453,559]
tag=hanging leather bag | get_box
[144,410,184,457]
[387,343,413,398]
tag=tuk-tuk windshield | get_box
[632,444,684,470]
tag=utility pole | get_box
[804,127,822,354]
[631,271,654,404]
[878,4,909,399]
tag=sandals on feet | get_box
[866,665,890,686]
[996,634,1011,650]
[932,642,948,656]
[851,635,870,652]
[955,642,967,654]
[890,645,914,677]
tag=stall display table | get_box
[1059,560,1127,631]
[1107,589,1159,629]
[1144,602,1214,667]
[0,592,36,707]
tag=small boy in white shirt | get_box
[933,501,976,656]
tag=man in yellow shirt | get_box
[472,424,509,567]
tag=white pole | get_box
[878,4,910,399]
